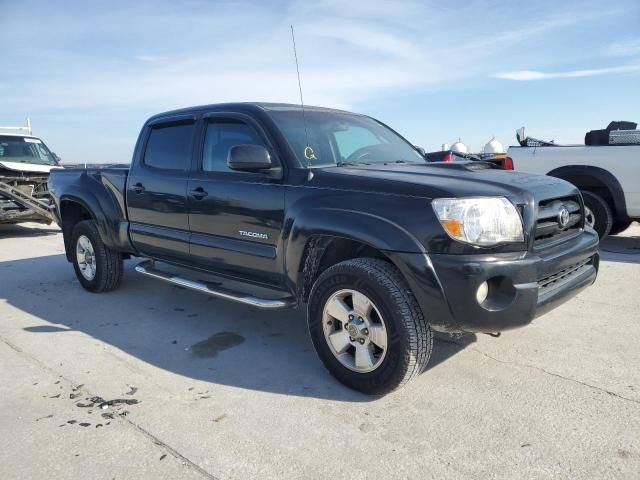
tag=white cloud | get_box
[2,0,620,113]
[134,55,162,63]
[2,0,639,162]
[290,0,424,22]
[607,39,640,57]
[491,64,640,81]
[303,21,423,61]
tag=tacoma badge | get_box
[239,230,269,239]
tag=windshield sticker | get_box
[304,146,317,161]
[24,138,42,143]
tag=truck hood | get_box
[0,161,60,174]
[314,163,576,200]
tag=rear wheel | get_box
[71,220,123,292]
[581,191,613,239]
[609,221,633,236]
[308,258,432,395]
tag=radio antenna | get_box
[290,25,313,164]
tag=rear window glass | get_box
[143,123,194,170]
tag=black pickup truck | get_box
[48,103,599,394]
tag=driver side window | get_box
[333,126,383,160]
[202,119,266,173]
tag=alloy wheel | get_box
[76,235,97,281]
[322,289,388,373]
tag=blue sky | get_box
[2,0,639,163]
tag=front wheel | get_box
[308,258,432,395]
[71,220,123,293]
[582,191,613,239]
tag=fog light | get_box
[476,281,489,304]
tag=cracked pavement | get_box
[1,223,639,479]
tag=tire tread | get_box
[582,190,613,239]
[71,220,123,293]
[309,257,432,395]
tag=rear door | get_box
[186,112,286,286]
[127,114,196,263]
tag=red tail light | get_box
[503,156,514,170]
[442,152,453,162]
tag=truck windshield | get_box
[267,110,425,167]
[0,136,57,166]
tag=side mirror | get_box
[414,146,426,157]
[228,144,273,171]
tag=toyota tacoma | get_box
[48,103,599,394]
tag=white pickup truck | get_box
[0,121,60,224]
[507,127,640,238]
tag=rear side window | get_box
[143,122,194,170]
[202,120,266,173]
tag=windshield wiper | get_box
[337,160,417,167]
[380,160,415,165]
[337,161,372,166]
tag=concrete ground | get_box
[0,222,639,480]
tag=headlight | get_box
[432,197,524,246]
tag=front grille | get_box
[538,258,592,293]
[534,195,582,247]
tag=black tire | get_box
[307,258,432,395]
[609,221,633,236]
[71,220,123,293]
[581,190,613,239]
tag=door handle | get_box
[133,182,145,194]
[189,186,208,200]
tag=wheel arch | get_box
[59,197,96,262]
[295,235,400,303]
[547,165,628,220]
[57,183,134,262]
[284,207,425,303]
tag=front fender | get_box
[283,206,426,289]
[548,165,628,219]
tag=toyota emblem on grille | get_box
[558,207,570,228]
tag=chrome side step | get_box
[134,259,295,310]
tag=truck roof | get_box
[0,132,40,139]
[147,102,356,123]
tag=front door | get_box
[187,113,285,286]
[127,116,196,263]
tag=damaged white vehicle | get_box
[0,120,59,224]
